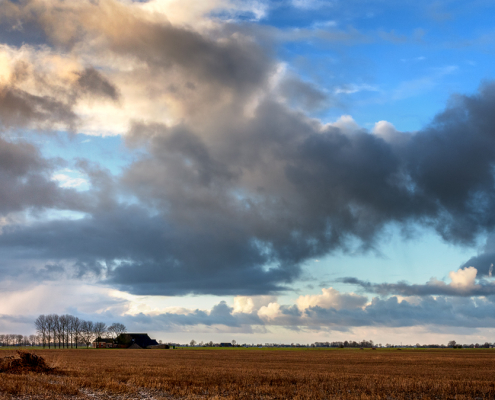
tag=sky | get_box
[1,0,495,346]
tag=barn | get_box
[115,333,159,349]
[92,333,160,349]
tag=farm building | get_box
[115,333,159,349]
[92,333,160,349]
[92,338,116,348]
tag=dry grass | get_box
[0,348,494,399]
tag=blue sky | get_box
[1,0,495,345]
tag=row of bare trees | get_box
[34,314,126,349]
[0,334,41,347]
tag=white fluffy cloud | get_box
[296,287,367,311]
[449,266,478,289]
[257,302,282,320]
[233,295,277,314]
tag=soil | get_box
[0,351,55,375]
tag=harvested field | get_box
[0,348,494,399]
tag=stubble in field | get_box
[0,348,494,399]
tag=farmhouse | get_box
[92,333,160,349]
[92,338,115,348]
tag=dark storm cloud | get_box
[75,67,120,101]
[0,86,78,131]
[339,277,495,297]
[459,234,495,277]
[107,82,495,294]
[460,254,494,277]
[3,0,495,298]
[0,136,87,215]
[0,203,296,295]
[405,83,495,244]
[5,83,495,296]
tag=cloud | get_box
[0,136,89,216]
[3,0,495,299]
[334,83,379,95]
[2,280,495,337]
[75,67,120,102]
[101,288,495,330]
[233,295,277,314]
[0,85,77,132]
[340,267,495,297]
[277,75,330,111]
[296,287,367,310]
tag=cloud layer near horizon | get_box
[2,268,495,339]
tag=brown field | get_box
[1,348,495,400]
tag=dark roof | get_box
[116,333,159,348]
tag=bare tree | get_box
[107,323,116,338]
[190,339,196,347]
[66,315,74,348]
[72,317,83,349]
[108,323,127,339]
[34,315,48,348]
[93,322,107,348]
[81,320,95,348]
[45,315,53,349]
[51,314,61,348]
[59,315,69,348]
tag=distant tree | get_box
[448,340,456,348]
[93,322,107,348]
[72,317,83,349]
[108,323,127,338]
[107,324,116,338]
[60,314,70,348]
[81,320,95,348]
[190,340,196,347]
[53,314,62,348]
[232,340,237,346]
[34,315,48,348]
[45,314,55,349]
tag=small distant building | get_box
[220,343,233,347]
[92,338,115,348]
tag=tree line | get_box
[34,314,127,349]
[0,334,40,347]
